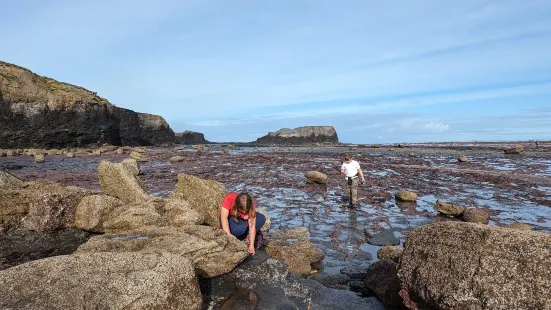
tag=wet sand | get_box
[3,142,551,274]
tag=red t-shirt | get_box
[221,192,256,220]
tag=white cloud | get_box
[424,122,451,133]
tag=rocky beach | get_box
[2,141,551,309]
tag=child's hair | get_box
[231,192,256,221]
[344,154,351,161]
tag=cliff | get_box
[255,126,339,145]
[176,130,210,145]
[0,61,174,148]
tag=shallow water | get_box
[3,145,551,274]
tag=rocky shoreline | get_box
[1,142,550,308]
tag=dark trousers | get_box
[228,212,266,238]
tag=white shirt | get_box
[341,160,361,177]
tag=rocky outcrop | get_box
[176,130,210,144]
[255,126,339,145]
[0,61,175,148]
[77,225,248,278]
[397,222,551,309]
[0,252,202,309]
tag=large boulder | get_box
[169,173,226,228]
[504,144,523,154]
[395,190,417,202]
[433,199,465,216]
[0,180,92,232]
[397,222,551,309]
[74,195,124,232]
[77,225,248,278]
[255,126,339,145]
[265,227,324,275]
[98,160,149,204]
[0,252,202,309]
[177,130,210,144]
[0,60,174,148]
[305,171,328,184]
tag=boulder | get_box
[503,223,532,231]
[433,199,465,216]
[364,260,405,309]
[77,225,248,278]
[377,245,403,263]
[395,190,417,202]
[169,155,185,163]
[66,152,75,158]
[408,152,415,157]
[504,144,523,154]
[0,229,92,270]
[73,195,124,232]
[0,252,202,309]
[177,130,210,144]
[255,126,339,145]
[265,227,324,275]
[0,61,175,149]
[34,153,45,163]
[98,160,149,204]
[0,180,92,232]
[121,157,140,176]
[457,155,468,162]
[305,171,328,184]
[397,222,551,309]
[169,173,226,228]
[462,207,490,224]
[129,151,147,162]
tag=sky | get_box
[1,0,551,143]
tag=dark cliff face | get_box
[0,61,174,148]
[176,131,209,145]
[255,126,339,146]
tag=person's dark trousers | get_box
[228,212,266,238]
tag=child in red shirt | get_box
[220,192,266,255]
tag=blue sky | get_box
[2,0,551,143]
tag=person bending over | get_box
[220,192,266,255]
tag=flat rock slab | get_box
[367,229,400,246]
